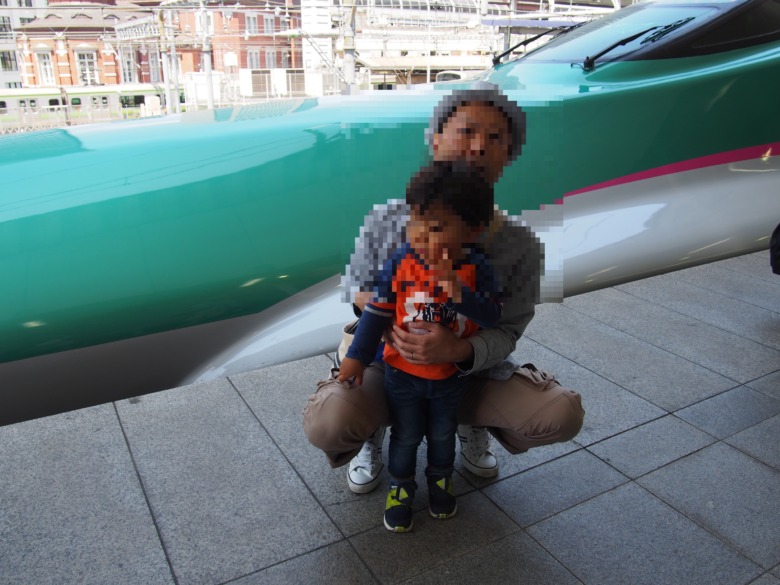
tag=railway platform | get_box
[1,251,779,585]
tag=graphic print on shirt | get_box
[403,290,469,337]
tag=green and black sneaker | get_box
[384,480,416,533]
[428,476,457,519]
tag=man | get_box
[303,84,584,494]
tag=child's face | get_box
[407,203,479,265]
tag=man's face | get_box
[431,102,513,185]
[407,203,478,266]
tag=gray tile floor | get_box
[1,251,779,585]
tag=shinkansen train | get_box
[1,0,779,425]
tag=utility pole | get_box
[158,10,175,114]
[342,0,356,94]
[199,1,215,109]
[170,14,181,114]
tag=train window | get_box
[19,99,26,107]
[101,96,108,105]
[0,100,6,114]
[519,4,715,63]
[692,0,780,49]
[92,96,99,105]
[48,98,60,107]
[71,97,81,105]
[29,99,37,108]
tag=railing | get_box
[0,105,133,134]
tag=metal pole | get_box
[170,12,181,113]
[342,0,356,94]
[158,11,175,114]
[200,3,215,109]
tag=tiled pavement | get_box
[1,251,779,585]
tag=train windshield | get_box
[519,3,717,63]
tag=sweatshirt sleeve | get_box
[345,303,394,366]
[453,249,502,329]
[342,200,409,304]
[458,218,542,373]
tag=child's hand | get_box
[337,357,365,386]
[439,278,463,303]
[432,247,463,302]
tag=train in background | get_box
[1,0,779,425]
[0,83,166,131]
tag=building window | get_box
[36,52,55,85]
[21,0,34,6]
[148,49,161,83]
[196,10,214,36]
[247,48,260,69]
[0,50,18,71]
[20,17,35,25]
[280,50,289,68]
[263,14,274,34]
[246,13,258,35]
[265,48,276,68]
[0,16,12,40]
[5,81,22,88]
[76,51,99,85]
[121,48,137,83]
[0,0,7,6]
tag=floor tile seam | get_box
[224,376,384,581]
[673,389,780,443]
[633,471,769,572]
[721,434,780,475]
[614,281,780,351]
[715,259,780,286]
[558,297,761,386]
[215,540,379,585]
[744,372,780,400]
[584,430,719,482]
[525,333,733,414]
[391,527,529,585]
[752,569,780,585]
[522,332,640,395]
[674,266,780,308]
[226,375,343,527]
[515,470,634,531]
[110,401,181,585]
[650,272,780,320]
[462,444,589,490]
[522,521,589,584]
[581,283,780,354]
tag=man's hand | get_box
[389,322,474,365]
[337,357,366,386]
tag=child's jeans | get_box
[385,365,468,480]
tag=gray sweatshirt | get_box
[342,200,543,376]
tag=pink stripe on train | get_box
[564,142,779,198]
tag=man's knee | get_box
[302,366,390,468]
[461,364,585,454]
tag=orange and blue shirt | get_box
[346,242,502,380]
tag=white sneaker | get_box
[347,427,386,493]
[458,425,499,478]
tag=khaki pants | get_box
[303,361,585,469]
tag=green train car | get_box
[1,0,778,424]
